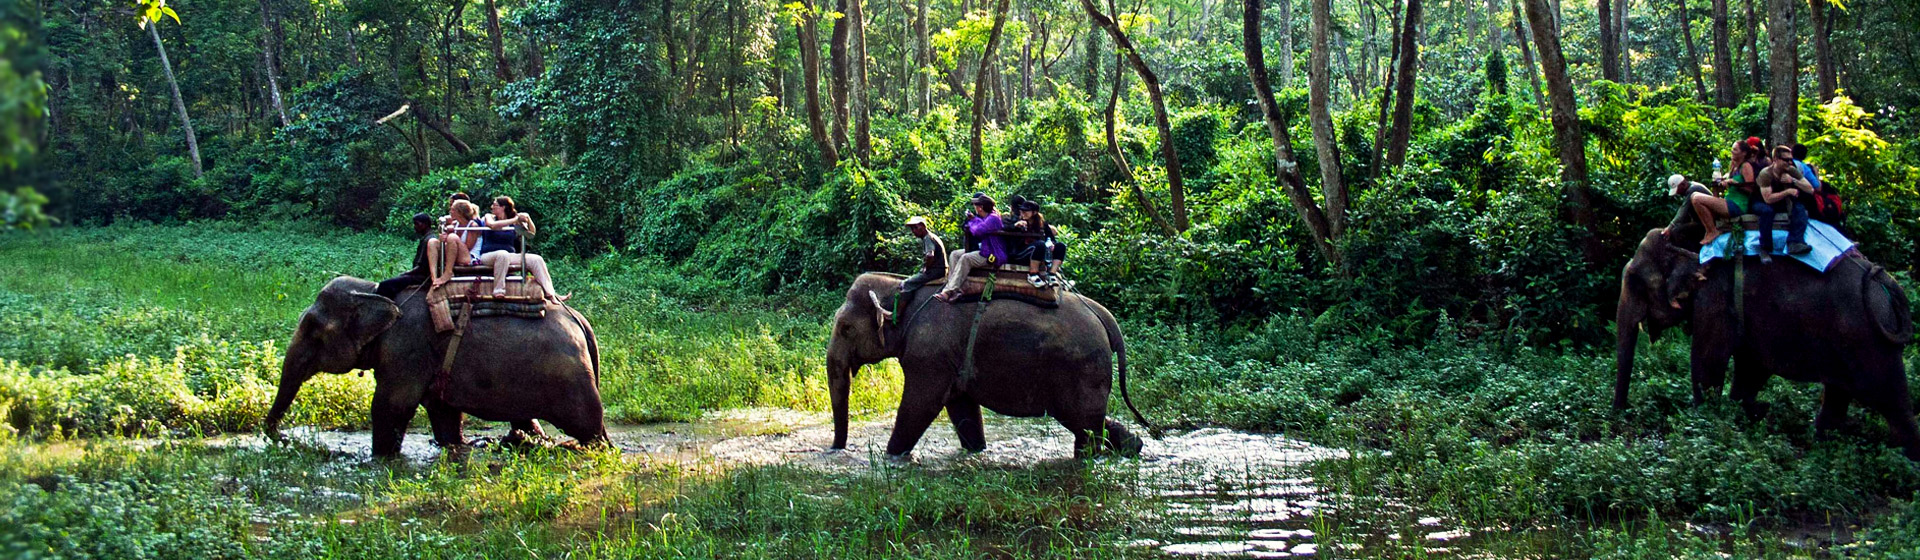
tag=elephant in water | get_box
[264,277,608,457]
[1614,228,1918,459]
[827,273,1153,459]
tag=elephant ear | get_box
[312,277,402,371]
[866,291,893,346]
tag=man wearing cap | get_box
[1666,173,1712,232]
[898,216,948,300]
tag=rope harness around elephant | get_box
[433,283,479,399]
[957,274,997,391]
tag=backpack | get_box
[1809,182,1846,225]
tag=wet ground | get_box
[257,410,1483,558]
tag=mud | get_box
[249,409,1474,558]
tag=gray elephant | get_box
[827,273,1153,459]
[263,277,609,457]
[1614,228,1918,459]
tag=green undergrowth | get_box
[0,224,900,438]
[0,440,1152,559]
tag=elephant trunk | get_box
[829,357,851,450]
[264,336,317,440]
[1613,295,1645,410]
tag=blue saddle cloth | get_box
[1698,219,1854,272]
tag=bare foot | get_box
[1698,229,1721,245]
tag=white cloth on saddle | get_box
[1698,219,1853,273]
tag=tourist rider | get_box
[431,199,482,289]
[898,216,947,299]
[1756,144,1815,258]
[1689,137,1769,246]
[476,196,570,304]
[1008,199,1055,288]
[375,213,438,299]
[935,195,1006,302]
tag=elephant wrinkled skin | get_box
[263,277,609,456]
[827,273,1153,459]
[1614,228,1919,459]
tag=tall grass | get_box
[0,225,899,436]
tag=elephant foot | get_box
[882,452,914,465]
[1740,401,1773,421]
[1115,434,1145,458]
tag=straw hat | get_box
[905,216,928,226]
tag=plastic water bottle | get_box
[1711,158,1723,180]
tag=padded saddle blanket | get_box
[1698,219,1854,273]
[955,265,1060,308]
[425,273,546,330]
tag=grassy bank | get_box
[4,224,1920,557]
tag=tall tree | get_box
[1081,0,1189,232]
[1277,0,1294,87]
[1743,0,1760,93]
[1104,52,1177,237]
[483,0,513,82]
[829,0,852,154]
[1307,0,1347,238]
[1810,0,1835,101]
[1765,0,1796,145]
[1673,0,1706,101]
[970,0,1012,176]
[140,0,202,178]
[1597,0,1618,82]
[851,0,871,160]
[916,0,930,116]
[1510,0,1545,110]
[1370,0,1403,176]
[1244,0,1337,264]
[1521,0,1599,264]
[255,0,289,127]
[1616,0,1631,83]
[798,2,839,167]
[1711,0,1735,106]
[1383,0,1422,168]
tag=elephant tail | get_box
[1092,300,1160,439]
[1860,261,1914,345]
[565,305,603,387]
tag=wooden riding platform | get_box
[424,266,546,330]
[1717,214,1792,231]
[956,264,1060,308]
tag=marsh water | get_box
[236,410,1488,557]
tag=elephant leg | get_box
[1728,366,1772,420]
[370,385,423,458]
[1689,346,1732,405]
[945,393,987,453]
[1103,418,1144,457]
[1814,383,1853,438]
[884,386,947,458]
[425,399,466,447]
[1854,379,1920,461]
[547,397,610,448]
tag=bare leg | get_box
[1690,193,1729,243]
[427,238,446,288]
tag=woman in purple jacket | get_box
[935,195,1007,302]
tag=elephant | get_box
[1613,227,1919,459]
[826,272,1154,459]
[263,276,609,457]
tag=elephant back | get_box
[1858,259,1915,345]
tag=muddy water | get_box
[260,409,1472,558]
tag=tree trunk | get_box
[1511,0,1545,111]
[1743,0,1761,94]
[1370,0,1404,177]
[1384,0,1422,168]
[1616,0,1632,83]
[1675,0,1706,101]
[1521,0,1600,265]
[1083,16,1102,95]
[1084,0,1188,232]
[971,0,1012,176]
[484,0,513,82]
[916,0,930,116]
[149,23,202,178]
[256,0,290,127]
[799,5,839,167]
[1104,55,1177,237]
[1598,0,1618,82]
[852,0,872,161]
[1021,6,1035,99]
[1307,0,1348,238]
[829,0,852,153]
[1810,0,1834,101]
[662,0,678,76]
[1244,0,1338,264]
[1278,0,1295,87]
[1711,0,1735,106]
[1766,0,1796,145]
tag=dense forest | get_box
[4,0,1917,342]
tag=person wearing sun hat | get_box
[897,216,948,300]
